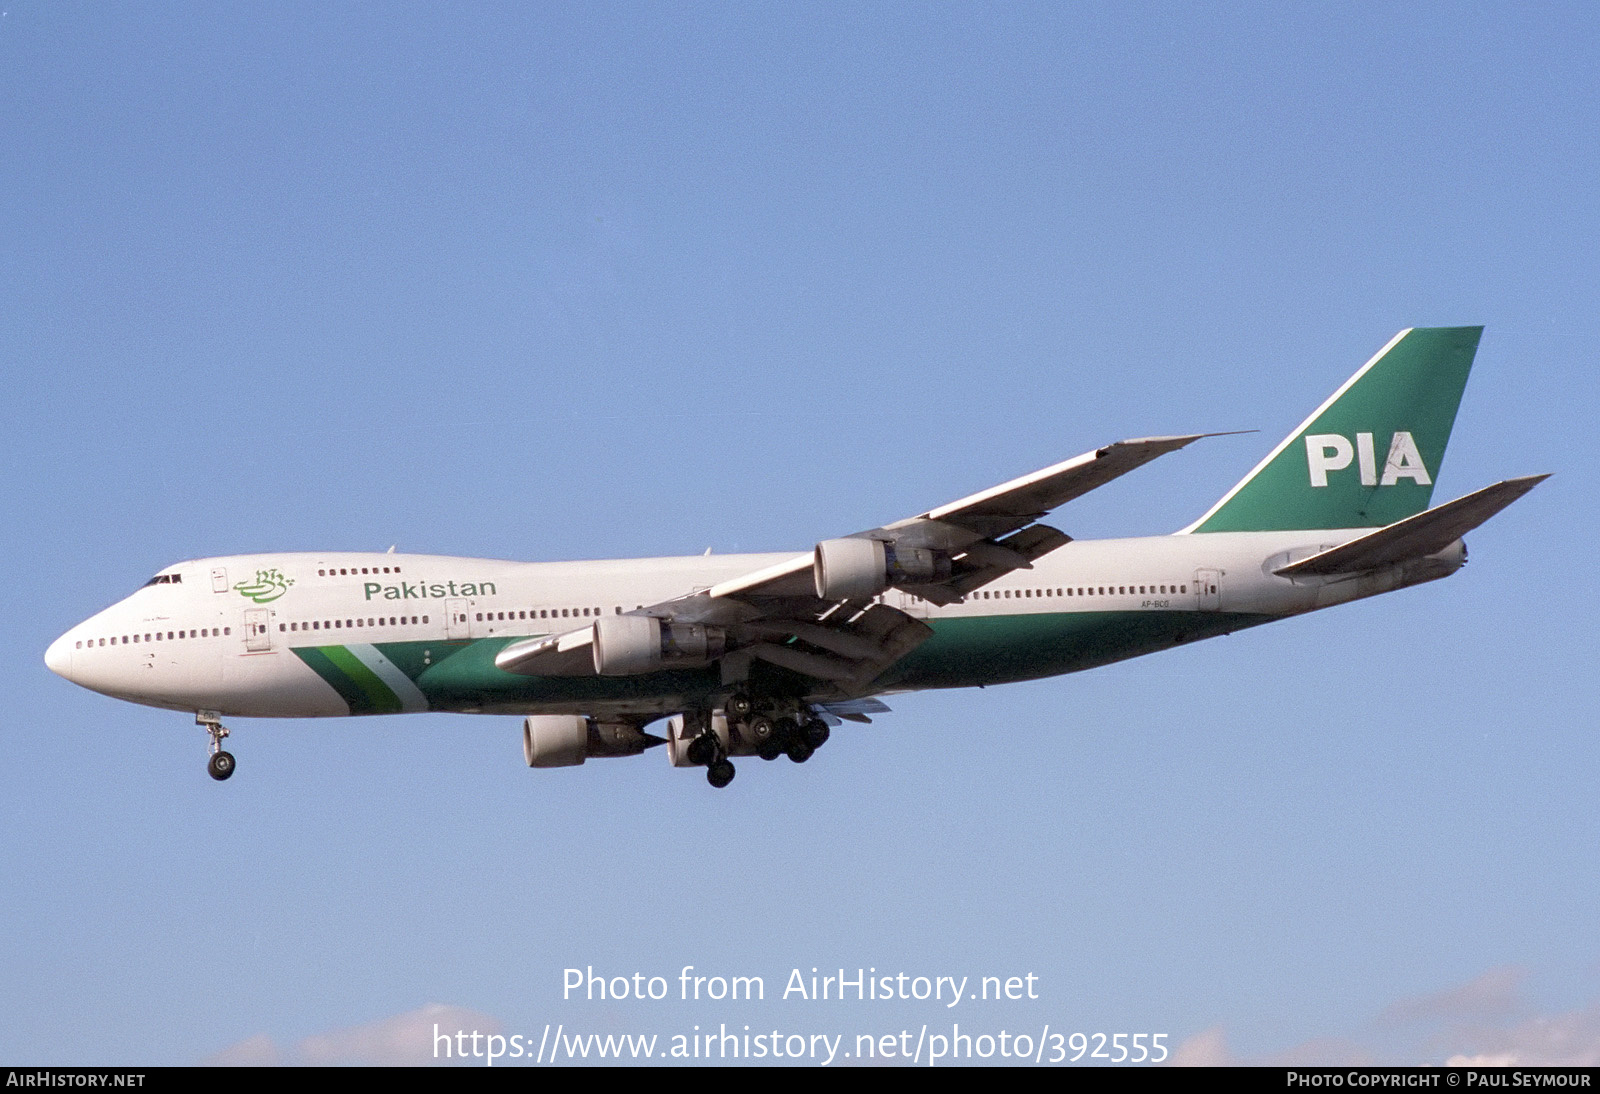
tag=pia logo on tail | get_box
[1305,432,1431,488]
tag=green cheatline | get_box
[290,609,1276,714]
[293,645,403,715]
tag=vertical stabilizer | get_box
[1182,327,1481,533]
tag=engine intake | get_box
[522,715,590,768]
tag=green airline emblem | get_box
[234,568,295,603]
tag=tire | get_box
[706,760,736,788]
[208,751,236,781]
[686,735,716,767]
[803,720,831,749]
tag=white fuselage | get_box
[45,529,1463,721]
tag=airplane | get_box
[45,326,1546,789]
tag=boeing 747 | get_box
[45,327,1545,788]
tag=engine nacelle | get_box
[591,615,726,676]
[523,715,660,767]
[813,537,947,600]
[523,715,590,768]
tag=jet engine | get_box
[523,714,664,767]
[591,615,727,676]
[812,537,948,600]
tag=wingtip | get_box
[1110,429,1258,450]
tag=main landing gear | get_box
[713,694,833,783]
[674,697,837,789]
[197,711,235,781]
[685,729,736,789]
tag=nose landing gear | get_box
[197,711,235,781]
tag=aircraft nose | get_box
[45,632,74,679]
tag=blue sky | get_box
[4,2,1596,1066]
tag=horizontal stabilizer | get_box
[1275,474,1549,577]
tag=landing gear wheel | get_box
[208,750,236,781]
[758,744,783,761]
[686,734,717,767]
[785,739,814,764]
[803,719,831,749]
[724,693,753,719]
[706,760,736,788]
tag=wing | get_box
[497,434,1218,694]
[702,433,1222,601]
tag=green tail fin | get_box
[1184,326,1482,533]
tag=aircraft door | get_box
[445,599,471,640]
[244,608,273,651]
[1195,569,1221,611]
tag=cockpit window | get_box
[142,573,182,587]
